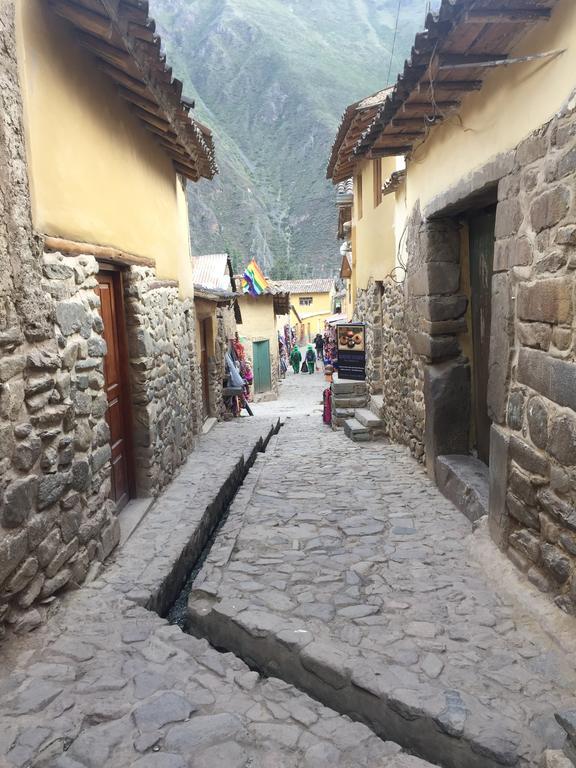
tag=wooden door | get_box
[468,207,496,465]
[253,340,271,394]
[200,318,210,419]
[96,270,133,511]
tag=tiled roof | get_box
[192,254,232,292]
[354,0,561,161]
[273,279,334,294]
[326,88,392,183]
[48,0,216,181]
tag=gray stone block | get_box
[423,360,470,478]
[517,278,573,324]
[488,426,511,549]
[487,273,512,425]
[1,476,37,528]
[436,454,489,523]
[518,349,576,412]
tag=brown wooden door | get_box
[468,207,496,465]
[200,318,210,420]
[96,270,133,511]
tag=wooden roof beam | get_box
[438,53,509,68]
[369,147,412,158]
[464,8,552,23]
[418,80,483,91]
[99,0,214,176]
[49,0,116,39]
[402,100,459,111]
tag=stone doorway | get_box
[467,205,497,465]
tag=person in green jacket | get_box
[305,344,316,374]
[290,344,302,374]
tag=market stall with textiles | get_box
[223,332,253,417]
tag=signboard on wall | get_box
[336,323,366,380]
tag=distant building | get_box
[192,254,239,421]
[327,0,576,611]
[0,0,216,632]
[235,284,290,399]
[273,279,335,341]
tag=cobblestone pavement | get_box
[188,374,576,768]
[0,402,436,768]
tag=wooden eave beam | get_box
[438,53,509,68]
[464,8,552,23]
[49,0,117,40]
[100,0,214,177]
[418,80,483,91]
[97,60,148,96]
[402,100,459,112]
[369,147,412,157]
[76,30,140,75]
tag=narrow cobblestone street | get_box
[1,373,575,768]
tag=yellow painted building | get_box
[16,0,215,297]
[274,279,335,341]
[236,286,290,399]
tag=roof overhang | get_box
[354,0,561,162]
[48,0,216,181]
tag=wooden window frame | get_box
[357,174,363,220]
[299,296,313,306]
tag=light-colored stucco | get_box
[16,0,194,295]
[404,0,576,212]
[291,290,334,338]
[352,157,398,292]
[236,295,279,392]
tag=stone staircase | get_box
[331,381,386,442]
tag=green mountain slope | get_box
[152,0,431,276]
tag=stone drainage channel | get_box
[163,433,524,768]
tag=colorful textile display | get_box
[242,259,268,296]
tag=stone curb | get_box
[187,598,524,768]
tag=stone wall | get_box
[353,280,382,394]
[0,250,120,637]
[488,100,576,613]
[124,268,201,496]
[380,278,425,461]
[353,280,424,459]
[0,5,118,636]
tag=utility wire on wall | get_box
[386,0,402,87]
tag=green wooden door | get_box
[253,340,272,394]
[468,206,496,465]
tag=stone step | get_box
[354,408,382,429]
[435,454,489,524]
[332,395,369,409]
[369,395,384,417]
[343,418,371,442]
[332,381,367,396]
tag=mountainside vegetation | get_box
[152,0,433,277]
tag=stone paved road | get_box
[0,401,436,768]
[188,373,576,768]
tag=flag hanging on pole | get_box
[242,259,268,296]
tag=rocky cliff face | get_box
[152,0,429,276]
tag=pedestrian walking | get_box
[305,344,316,374]
[290,344,302,374]
[314,332,324,366]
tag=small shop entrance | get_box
[96,267,134,511]
[253,340,272,394]
[467,206,496,465]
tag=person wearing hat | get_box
[305,344,316,374]
[289,344,302,374]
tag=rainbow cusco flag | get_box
[242,259,268,296]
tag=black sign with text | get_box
[336,324,366,381]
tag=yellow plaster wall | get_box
[17,0,194,295]
[404,0,576,212]
[236,295,278,370]
[291,291,333,336]
[353,157,398,290]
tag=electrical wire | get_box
[386,0,403,88]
